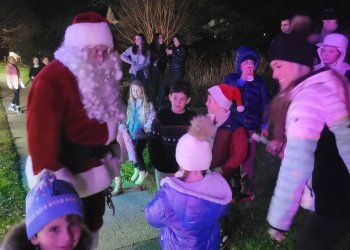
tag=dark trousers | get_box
[150,66,165,109]
[11,88,20,106]
[81,191,105,232]
[134,138,147,171]
[295,211,350,250]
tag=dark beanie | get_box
[269,31,315,67]
[322,8,338,20]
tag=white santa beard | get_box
[54,46,125,123]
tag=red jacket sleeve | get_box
[222,127,248,175]
[27,75,65,174]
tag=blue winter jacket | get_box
[145,173,232,250]
[223,45,269,130]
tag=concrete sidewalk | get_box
[0,76,160,250]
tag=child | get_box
[314,33,350,80]
[127,80,156,185]
[148,80,196,190]
[145,116,232,249]
[223,46,269,201]
[207,84,248,188]
[6,55,25,114]
[2,170,92,250]
[206,83,248,247]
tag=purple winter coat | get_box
[145,173,232,250]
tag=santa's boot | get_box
[130,168,140,182]
[111,177,123,196]
[135,170,148,185]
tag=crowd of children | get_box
[5,7,350,250]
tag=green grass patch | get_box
[0,89,26,241]
[0,61,27,241]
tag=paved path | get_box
[0,76,160,250]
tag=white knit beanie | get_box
[175,116,216,171]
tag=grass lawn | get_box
[0,62,29,242]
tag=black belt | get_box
[60,139,119,160]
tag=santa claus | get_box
[26,12,125,248]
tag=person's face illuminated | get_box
[135,35,142,47]
[33,57,39,66]
[323,19,338,33]
[158,35,164,45]
[85,45,110,63]
[131,84,143,100]
[169,92,190,114]
[320,46,341,65]
[30,215,82,250]
[206,94,223,114]
[173,37,180,47]
[280,20,290,34]
[240,59,255,76]
[42,57,50,65]
[270,60,303,92]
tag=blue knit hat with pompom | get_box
[25,170,83,239]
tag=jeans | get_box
[11,88,20,106]
[134,138,147,171]
[150,66,165,109]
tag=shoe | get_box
[130,168,140,182]
[15,106,22,114]
[8,104,16,112]
[219,230,228,250]
[111,187,123,196]
[111,177,123,196]
[239,191,255,203]
[135,170,148,185]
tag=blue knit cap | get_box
[25,170,83,239]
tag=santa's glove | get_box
[268,227,286,242]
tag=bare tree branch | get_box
[111,0,189,44]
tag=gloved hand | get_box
[267,227,285,242]
[212,167,223,174]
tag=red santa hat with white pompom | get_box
[63,12,114,49]
[208,83,244,112]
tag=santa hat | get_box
[208,84,244,112]
[26,170,83,239]
[63,12,114,49]
[176,116,216,172]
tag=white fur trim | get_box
[64,22,114,49]
[208,85,231,110]
[237,105,245,112]
[26,154,120,198]
[25,156,39,189]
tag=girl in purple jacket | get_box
[145,116,232,250]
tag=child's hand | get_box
[265,140,284,159]
[268,227,285,242]
[212,167,223,174]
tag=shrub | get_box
[185,51,271,108]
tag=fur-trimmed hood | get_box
[1,222,92,250]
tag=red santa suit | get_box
[26,12,124,233]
